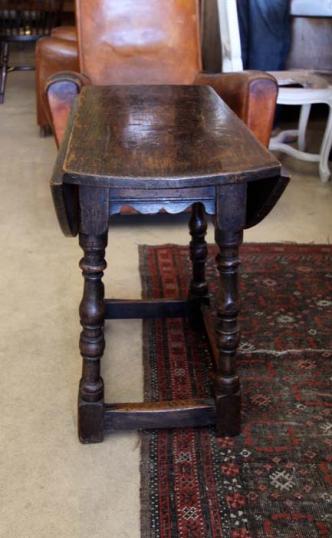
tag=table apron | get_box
[109,186,216,215]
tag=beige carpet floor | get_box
[0,66,331,537]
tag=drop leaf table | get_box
[51,85,288,443]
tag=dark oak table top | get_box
[62,85,280,189]
[49,85,289,443]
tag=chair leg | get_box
[319,103,332,183]
[0,42,9,104]
[298,104,311,152]
[39,125,53,137]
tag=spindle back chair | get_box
[0,0,63,102]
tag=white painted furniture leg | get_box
[217,0,243,72]
[269,84,332,182]
[298,104,311,151]
[319,103,332,183]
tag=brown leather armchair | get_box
[36,25,78,134]
[37,0,278,149]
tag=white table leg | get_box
[319,102,332,183]
[298,104,311,151]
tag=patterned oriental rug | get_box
[139,243,332,538]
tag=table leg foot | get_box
[214,383,241,437]
[78,397,104,443]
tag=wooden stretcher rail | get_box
[104,399,216,430]
[104,298,190,319]
[202,306,218,370]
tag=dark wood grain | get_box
[104,399,216,431]
[189,202,209,300]
[104,299,189,319]
[213,184,247,437]
[108,185,216,216]
[63,85,280,188]
[50,84,288,443]
[78,232,108,443]
[50,100,79,236]
[202,307,218,370]
[188,202,209,329]
[246,172,290,229]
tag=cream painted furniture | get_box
[269,71,332,183]
[217,0,332,182]
[217,0,243,72]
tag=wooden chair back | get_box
[0,1,64,41]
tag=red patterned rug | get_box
[139,243,332,538]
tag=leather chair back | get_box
[75,0,202,85]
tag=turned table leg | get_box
[78,232,108,443]
[188,202,209,327]
[214,230,242,436]
[213,184,246,436]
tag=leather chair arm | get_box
[51,26,77,41]
[45,72,90,146]
[35,36,79,131]
[195,71,278,147]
